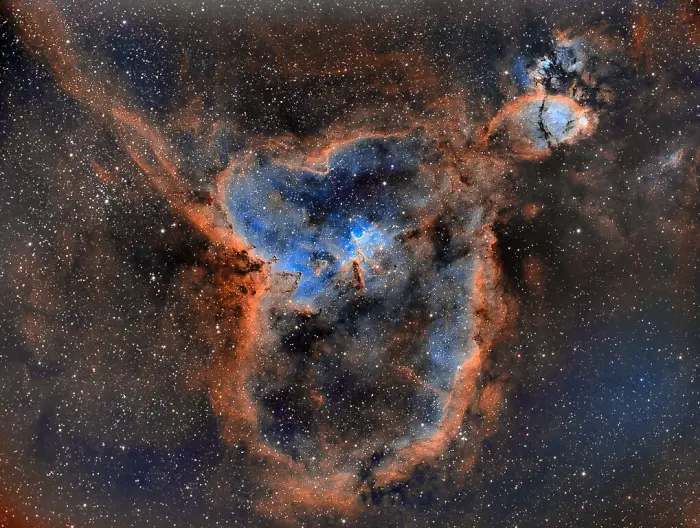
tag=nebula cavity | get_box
[226,133,481,457]
[486,93,597,160]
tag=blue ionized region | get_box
[508,96,587,152]
[226,135,423,299]
[542,99,581,141]
[512,56,533,91]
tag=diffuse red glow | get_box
[10,0,526,521]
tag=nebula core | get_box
[0,0,699,526]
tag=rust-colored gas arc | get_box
[9,0,520,521]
